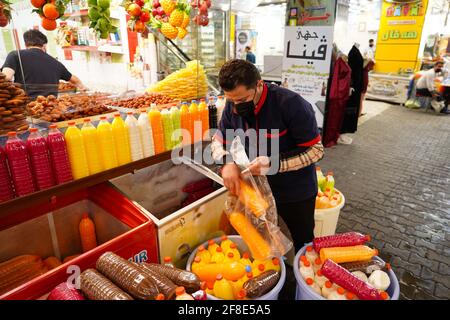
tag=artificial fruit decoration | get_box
[127,3,142,16]
[0,0,13,28]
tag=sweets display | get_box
[0,73,29,134]
[106,93,175,109]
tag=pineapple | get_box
[181,11,190,28]
[160,0,176,15]
[161,22,178,39]
[169,7,185,27]
[177,27,188,39]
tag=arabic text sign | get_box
[282,26,334,128]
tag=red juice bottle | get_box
[27,128,55,190]
[5,131,36,196]
[313,232,371,252]
[46,124,73,184]
[0,145,15,202]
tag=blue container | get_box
[293,243,400,300]
[186,235,286,300]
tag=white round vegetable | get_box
[352,271,369,283]
[368,270,391,291]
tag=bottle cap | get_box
[247,272,253,278]
[245,265,252,273]
[200,98,205,102]
[209,96,214,100]
[315,258,322,265]
[175,287,186,296]
[258,264,265,271]
[140,109,146,113]
[316,269,322,277]
[200,281,207,290]
[114,113,120,117]
[386,263,391,270]
[346,292,355,300]
[221,235,228,241]
[325,188,331,192]
[216,247,223,253]
[164,256,172,263]
[127,111,134,115]
[208,240,215,246]
[325,281,333,288]
[237,289,247,299]
[218,96,224,99]
[67,121,76,126]
[82,213,89,219]
[306,278,314,285]
[227,252,234,258]
[243,252,250,259]
[49,124,57,129]
[304,260,311,267]
[366,235,372,241]
[306,246,313,252]
[198,245,205,252]
[156,293,165,300]
[300,255,307,263]
[337,287,345,295]
[374,249,379,256]
[194,256,201,263]
[272,258,280,266]
[230,243,237,249]
[316,166,321,170]
[29,128,38,133]
[327,171,333,176]
[216,274,223,281]
[380,291,389,300]
[100,116,107,120]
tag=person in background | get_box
[1,29,86,98]
[245,46,256,64]
[363,39,375,60]
[359,58,375,117]
[416,61,443,99]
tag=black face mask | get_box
[233,89,257,118]
[436,68,442,73]
[369,44,374,48]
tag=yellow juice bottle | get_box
[81,118,103,175]
[65,121,90,179]
[148,104,165,154]
[161,109,174,151]
[97,116,118,170]
[170,105,181,148]
[180,102,191,145]
[112,113,132,166]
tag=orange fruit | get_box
[41,17,57,31]
[30,0,46,8]
[43,3,59,20]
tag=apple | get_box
[205,0,211,8]
[153,0,160,8]
[152,9,158,16]
[135,0,145,7]
[199,2,208,15]
[127,3,142,17]
[140,11,150,22]
[156,6,165,16]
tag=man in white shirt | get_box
[416,61,444,98]
[363,39,375,60]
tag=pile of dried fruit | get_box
[107,93,175,109]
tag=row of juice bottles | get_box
[0,98,220,202]
[191,236,281,300]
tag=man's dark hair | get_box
[219,59,261,91]
[435,61,444,67]
[369,39,374,43]
[23,29,48,47]
[245,46,251,50]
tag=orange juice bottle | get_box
[239,252,252,268]
[148,104,165,154]
[211,247,225,264]
[265,257,281,272]
[224,252,236,264]
[189,100,200,142]
[222,261,246,281]
[180,102,191,145]
[81,119,103,175]
[191,256,205,274]
[225,243,241,261]
[195,245,211,264]
[213,274,234,300]
[197,98,209,139]
[220,235,234,253]
[65,121,90,179]
[111,113,132,166]
[207,239,219,256]
[79,213,97,252]
[97,116,118,170]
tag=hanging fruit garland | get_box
[88,0,117,39]
[191,0,210,27]
[31,0,70,31]
[0,0,12,28]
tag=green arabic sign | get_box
[381,30,418,40]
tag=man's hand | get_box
[221,163,241,196]
[246,156,270,176]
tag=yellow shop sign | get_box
[381,30,418,41]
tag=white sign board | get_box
[282,26,334,129]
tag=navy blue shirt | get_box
[216,83,320,203]
[246,52,256,64]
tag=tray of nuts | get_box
[105,92,178,113]
[26,93,116,128]
[0,73,30,135]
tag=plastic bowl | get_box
[186,235,286,300]
[314,188,346,237]
[293,243,400,300]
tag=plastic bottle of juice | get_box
[324,171,335,193]
[64,122,90,180]
[148,104,165,154]
[322,280,337,299]
[79,213,97,253]
[305,245,319,264]
[328,287,347,300]
[193,263,223,283]
[213,274,234,300]
[5,132,36,196]
[315,269,328,288]
[163,256,175,268]
[239,252,252,268]
[26,128,55,190]
[0,146,15,202]
[189,100,200,142]
[224,252,236,264]
[299,259,314,280]
[316,167,326,192]
[265,258,281,272]
[253,262,267,277]
[208,96,218,130]
[112,113,132,166]
[137,109,155,158]
[220,235,234,252]
[81,119,103,175]
[191,256,204,274]
[198,98,209,139]
[216,96,225,123]
[207,239,219,256]
[97,117,118,170]
[211,247,225,264]
[313,257,323,274]
[175,287,194,300]
[305,277,322,295]
[180,102,191,145]
[47,124,73,184]
[161,109,174,151]
[225,243,241,261]
[195,245,211,264]
[222,261,246,281]
[125,112,144,161]
[170,105,181,147]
